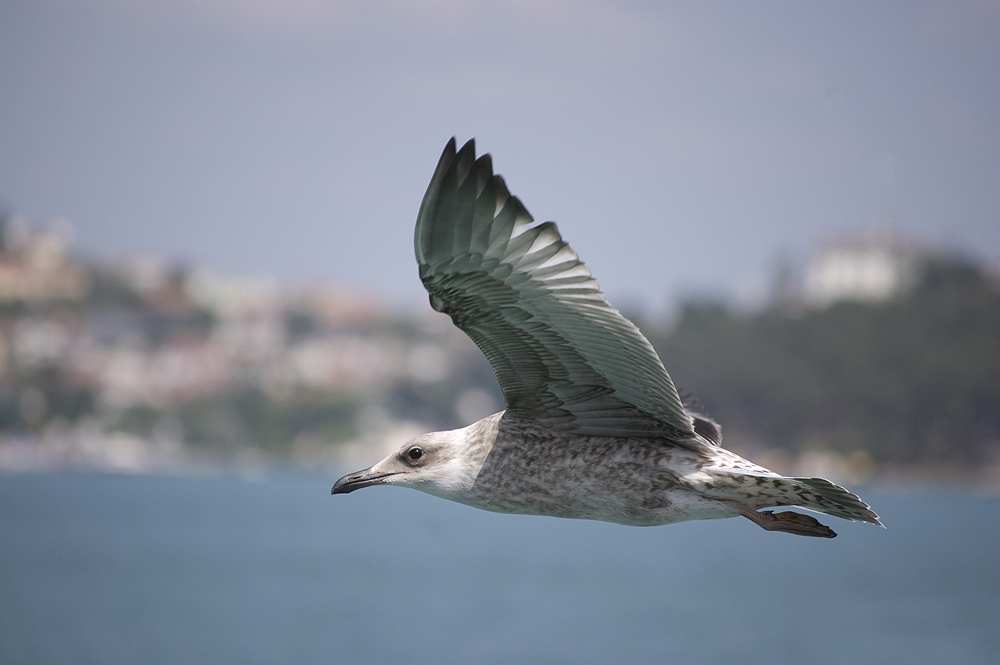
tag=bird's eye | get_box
[408,447,423,461]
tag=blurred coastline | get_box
[0,214,997,488]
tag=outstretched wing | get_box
[415,138,699,444]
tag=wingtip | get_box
[442,138,495,182]
[436,137,458,169]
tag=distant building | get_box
[803,226,921,308]
[0,217,90,302]
[185,269,281,318]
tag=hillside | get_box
[645,258,1000,475]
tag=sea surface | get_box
[1,472,997,665]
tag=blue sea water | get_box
[1,472,997,665]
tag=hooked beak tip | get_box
[331,468,398,495]
[331,473,359,494]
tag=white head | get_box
[331,414,501,502]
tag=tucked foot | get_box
[729,501,837,538]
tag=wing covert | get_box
[415,138,698,444]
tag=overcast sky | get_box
[1,0,997,312]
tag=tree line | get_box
[643,258,1000,470]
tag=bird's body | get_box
[410,411,744,526]
[333,138,880,537]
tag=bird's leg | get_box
[727,501,837,538]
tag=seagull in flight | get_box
[333,138,880,538]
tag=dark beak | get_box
[331,467,399,494]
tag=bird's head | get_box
[331,419,498,500]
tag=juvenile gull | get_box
[333,138,881,538]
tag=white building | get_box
[803,227,920,308]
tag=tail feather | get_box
[792,476,882,526]
[705,470,882,526]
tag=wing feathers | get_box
[415,138,701,447]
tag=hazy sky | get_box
[2,0,998,312]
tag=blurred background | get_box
[1,2,998,664]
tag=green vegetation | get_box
[107,387,360,455]
[645,259,1000,469]
[0,365,97,432]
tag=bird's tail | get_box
[709,471,882,526]
[787,476,882,525]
